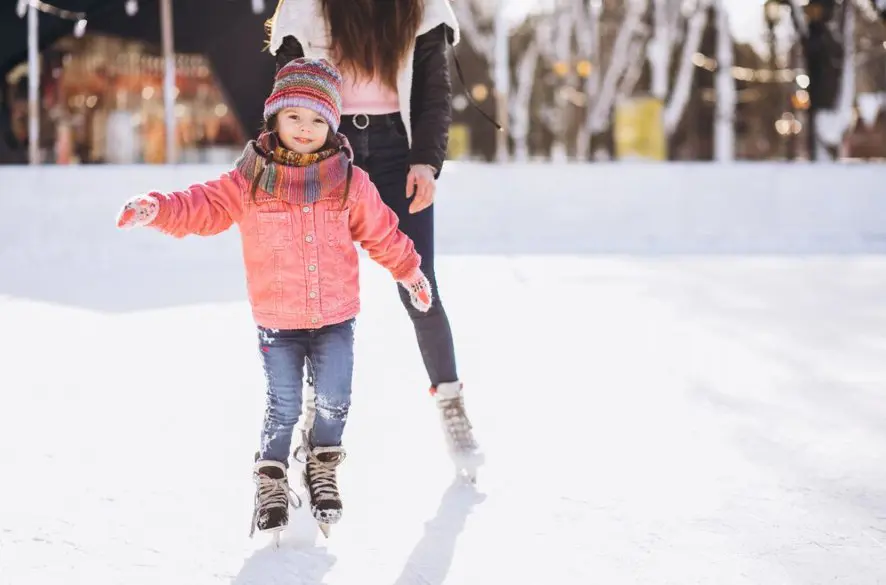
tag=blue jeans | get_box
[257,319,355,464]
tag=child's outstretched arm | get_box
[116,172,245,238]
[349,177,432,312]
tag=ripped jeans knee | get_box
[305,318,355,447]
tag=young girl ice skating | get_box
[115,58,432,537]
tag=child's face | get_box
[275,106,330,154]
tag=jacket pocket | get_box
[257,211,293,249]
[324,209,350,249]
[251,211,294,316]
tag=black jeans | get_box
[340,113,458,387]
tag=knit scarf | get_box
[234,131,353,205]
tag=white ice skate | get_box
[432,381,484,484]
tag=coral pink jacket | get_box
[148,167,420,330]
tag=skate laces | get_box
[250,470,299,537]
[297,446,346,503]
[256,473,290,510]
[437,395,477,452]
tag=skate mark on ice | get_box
[390,479,486,585]
[234,493,335,585]
[232,545,335,585]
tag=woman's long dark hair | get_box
[321,0,423,90]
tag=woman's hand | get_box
[406,164,437,214]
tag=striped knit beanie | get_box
[264,58,343,132]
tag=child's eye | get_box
[313,118,325,125]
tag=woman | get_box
[266,0,482,479]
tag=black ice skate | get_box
[250,460,296,544]
[294,436,346,538]
[431,381,484,483]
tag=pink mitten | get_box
[398,268,433,312]
[116,195,159,229]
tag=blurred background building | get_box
[2,0,886,165]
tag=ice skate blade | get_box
[255,526,285,549]
[450,448,483,470]
[456,467,478,485]
[453,454,481,485]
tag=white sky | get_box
[725,0,766,43]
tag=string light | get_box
[16,0,89,37]
[73,18,87,37]
[125,0,138,16]
[252,0,265,14]
[691,52,798,83]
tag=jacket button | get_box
[309,291,317,299]
[303,206,311,213]
[305,235,314,243]
[308,265,316,271]
[311,317,318,324]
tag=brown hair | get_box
[250,114,353,209]
[323,0,423,90]
[267,0,423,90]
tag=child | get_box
[115,58,433,537]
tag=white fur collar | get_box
[269,0,459,55]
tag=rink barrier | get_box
[2,161,885,254]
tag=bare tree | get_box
[816,1,856,159]
[511,40,541,161]
[648,0,682,101]
[452,0,494,61]
[662,0,710,135]
[853,0,886,129]
[587,0,648,135]
[713,0,735,161]
[453,0,723,161]
[450,0,500,156]
[579,0,711,159]
[618,37,648,99]
[533,0,652,160]
[574,0,605,160]
[453,0,542,161]
[534,1,584,160]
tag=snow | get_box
[2,162,886,584]
[857,92,884,128]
